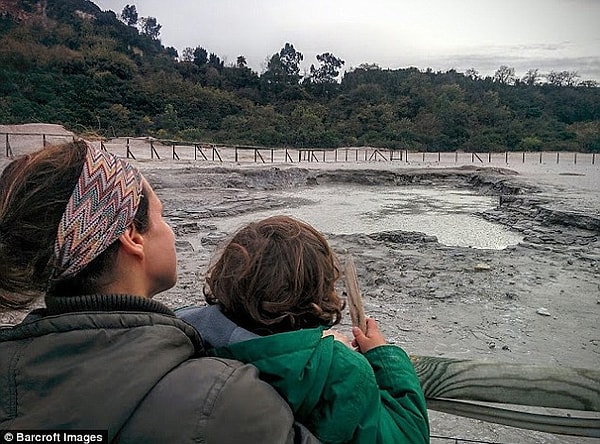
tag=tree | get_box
[161,47,178,59]
[208,53,224,70]
[519,136,543,151]
[236,56,247,68]
[546,70,579,87]
[121,5,138,27]
[493,65,516,85]
[308,52,345,84]
[464,68,480,81]
[181,47,194,62]
[522,69,541,86]
[279,43,303,79]
[193,46,208,66]
[141,17,161,39]
[263,43,304,85]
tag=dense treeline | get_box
[1,0,599,152]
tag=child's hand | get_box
[322,329,353,348]
[351,318,387,353]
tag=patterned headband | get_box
[53,143,143,280]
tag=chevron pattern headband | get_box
[53,143,143,280]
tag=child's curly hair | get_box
[204,215,344,334]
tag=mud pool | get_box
[212,184,524,250]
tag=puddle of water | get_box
[213,185,523,250]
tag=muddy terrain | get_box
[1,133,598,442]
[143,162,599,444]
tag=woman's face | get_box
[142,179,177,297]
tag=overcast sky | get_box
[94,0,600,81]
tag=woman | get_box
[0,141,319,443]
[178,216,430,444]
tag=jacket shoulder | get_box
[120,356,308,444]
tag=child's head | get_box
[205,215,343,334]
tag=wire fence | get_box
[1,132,598,168]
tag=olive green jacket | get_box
[0,294,319,444]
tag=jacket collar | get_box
[43,294,174,316]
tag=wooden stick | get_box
[344,256,367,333]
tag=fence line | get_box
[1,133,597,166]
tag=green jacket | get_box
[211,326,429,444]
[0,295,320,444]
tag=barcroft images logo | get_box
[1,431,107,443]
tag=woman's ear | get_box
[118,224,145,260]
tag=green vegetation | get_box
[1,0,599,152]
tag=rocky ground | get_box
[1,127,598,443]
[142,162,599,444]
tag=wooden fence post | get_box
[195,145,208,161]
[126,138,135,159]
[5,134,13,158]
[150,141,160,159]
[212,146,222,162]
[254,149,265,163]
[285,149,294,163]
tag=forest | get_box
[1,0,599,152]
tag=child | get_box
[178,215,429,444]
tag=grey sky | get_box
[94,0,600,81]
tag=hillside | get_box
[0,0,599,151]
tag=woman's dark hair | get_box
[204,215,344,334]
[0,141,149,310]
